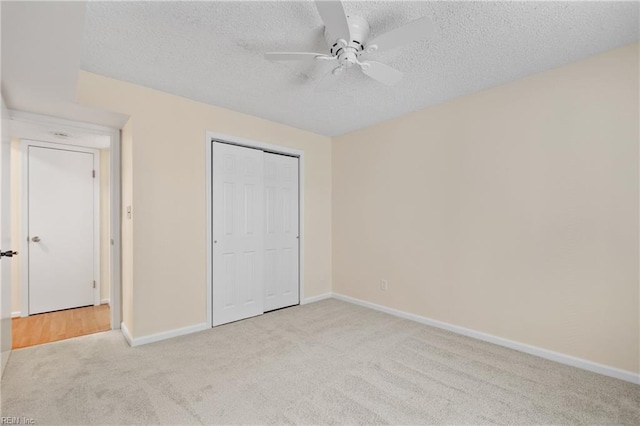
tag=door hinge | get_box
[93,280,96,289]
[92,170,96,178]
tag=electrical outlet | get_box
[380,279,388,291]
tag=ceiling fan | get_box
[264,1,435,87]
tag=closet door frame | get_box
[205,132,304,328]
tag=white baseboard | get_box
[121,321,209,347]
[332,293,640,385]
[301,292,333,305]
[120,322,133,346]
[11,311,20,318]
[100,298,110,305]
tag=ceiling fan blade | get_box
[315,1,351,42]
[361,61,403,86]
[265,52,333,61]
[366,16,435,53]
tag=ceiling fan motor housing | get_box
[324,15,370,63]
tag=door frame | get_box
[205,131,305,328]
[8,109,122,330]
[20,139,101,315]
[1,98,12,376]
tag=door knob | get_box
[0,250,18,258]
[31,236,40,242]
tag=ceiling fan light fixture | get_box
[263,0,435,87]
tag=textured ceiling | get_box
[82,1,639,136]
[1,1,128,128]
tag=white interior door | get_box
[264,153,299,312]
[28,146,96,315]
[212,142,264,326]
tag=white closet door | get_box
[264,153,299,312]
[212,142,264,326]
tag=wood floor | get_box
[12,304,110,349]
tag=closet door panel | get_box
[212,142,264,326]
[264,153,300,312]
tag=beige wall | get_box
[77,72,333,338]
[333,43,639,374]
[121,118,134,331]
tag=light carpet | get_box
[1,299,639,425]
